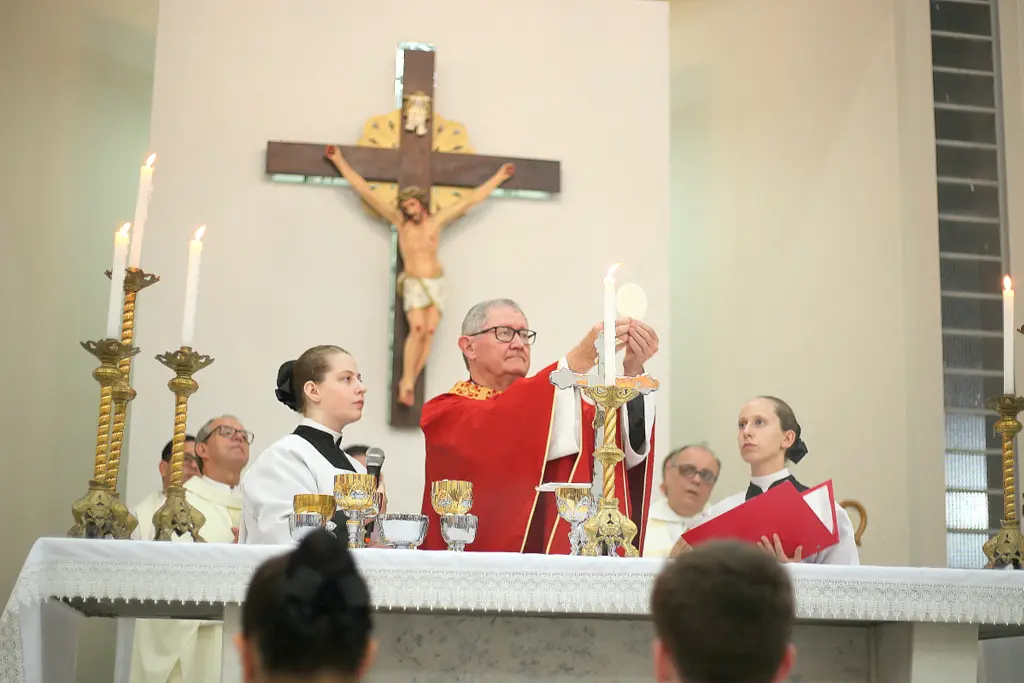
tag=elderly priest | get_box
[420,298,658,554]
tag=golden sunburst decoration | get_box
[356,110,475,221]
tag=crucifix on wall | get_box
[265,46,561,427]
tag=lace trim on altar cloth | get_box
[3,551,1024,682]
[3,558,1024,621]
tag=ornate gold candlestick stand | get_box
[103,267,159,492]
[982,394,1024,569]
[580,386,642,557]
[152,347,213,541]
[69,339,142,539]
[551,354,659,557]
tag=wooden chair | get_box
[839,499,867,546]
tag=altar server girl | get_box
[684,396,860,565]
[236,529,376,682]
[240,344,374,544]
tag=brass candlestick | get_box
[549,353,659,558]
[69,339,141,539]
[103,267,159,492]
[152,346,213,541]
[983,394,1024,569]
[579,386,642,557]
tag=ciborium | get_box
[430,479,474,515]
[289,494,338,540]
[335,473,378,548]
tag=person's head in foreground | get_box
[651,540,796,683]
[238,529,375,682]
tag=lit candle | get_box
[181,225,206,347]
[603,263,621,386]
[1004,275,1015,394]
[106,223,131,339]
[127,153,156,269]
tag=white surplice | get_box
[642,498,707,558]
[131,489,165,542]
[700,468,860,565]
[239,418,366,545]
[128,476,241,683]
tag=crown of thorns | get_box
[397,187,428,205]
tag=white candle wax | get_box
[127,154,156,269]
[1004,275,1014,394]
[106,224,131,339]
[181,225,206,347]
[603,264,621,386]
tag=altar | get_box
[2,539,1023,683]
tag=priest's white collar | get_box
[194,475,237,493]
[300,417,343,445]
[750,468,791,490]
[185,473,238,493]
[648,497,704,523]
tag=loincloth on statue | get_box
[397,271,445,315]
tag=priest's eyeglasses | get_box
[208,425,255,444]
[675,464,718,485]
[471,326,537,345]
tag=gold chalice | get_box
[294,493,337,518]
[555,485,596,556]
[290,493,338,541]
[430,479,474,515]
[335,473,378,548]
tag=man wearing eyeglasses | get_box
[129,415,252,683]
[643,445,720,558]
[420,298,660,554]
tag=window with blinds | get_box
[930,0,1009,568]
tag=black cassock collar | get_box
[745,475,808,501]
[292,425,355,473]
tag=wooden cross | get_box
[265,47,561,427]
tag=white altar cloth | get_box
[3,538,1024,682]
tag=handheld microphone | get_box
[364,447,386,539]
[365,447,385,482]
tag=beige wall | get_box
[668,0,947,566]
[124,0,671,515]
[0,0,158,680]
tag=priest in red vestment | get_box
[420,298,659,554]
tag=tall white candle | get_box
[603,264,621,386]
[1004,275,1015,394]
[127,153,156,269]
[181,225,206,347]
[106,223,131,339]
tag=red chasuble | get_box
[419,362,656,554]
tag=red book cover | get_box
[682,480,839,558]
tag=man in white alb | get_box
[129,415,252,683]
[643,444,720,558]
[131,435,199,541]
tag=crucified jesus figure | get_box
[325,145,515,406]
